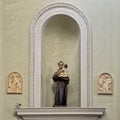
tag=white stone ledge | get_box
[15,107,105,120]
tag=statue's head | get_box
[58,61,64,69]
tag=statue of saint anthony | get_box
[53,61,70,107]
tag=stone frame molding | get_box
[30,2,92,107]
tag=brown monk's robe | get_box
[53,71,69,107]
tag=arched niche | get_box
[30,3,92,108]
[42,15,80,107]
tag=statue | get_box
[53,61,70,107]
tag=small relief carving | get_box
[7,72,23,94]
[98,73,113,95]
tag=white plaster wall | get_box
[0,1,5,120]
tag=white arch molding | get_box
[30,2,92,108]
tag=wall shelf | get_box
[15,107,105,120]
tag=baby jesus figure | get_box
[59,64,68,78]
[53,61,69,107]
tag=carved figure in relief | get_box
[7,72,23,94]
[98,73,113,95]
[53,61,70,107]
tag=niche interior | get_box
[42,15,80,107]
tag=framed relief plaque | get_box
[98,73,113,95]
[7,72,23,94]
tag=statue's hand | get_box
[57,69,63,76]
